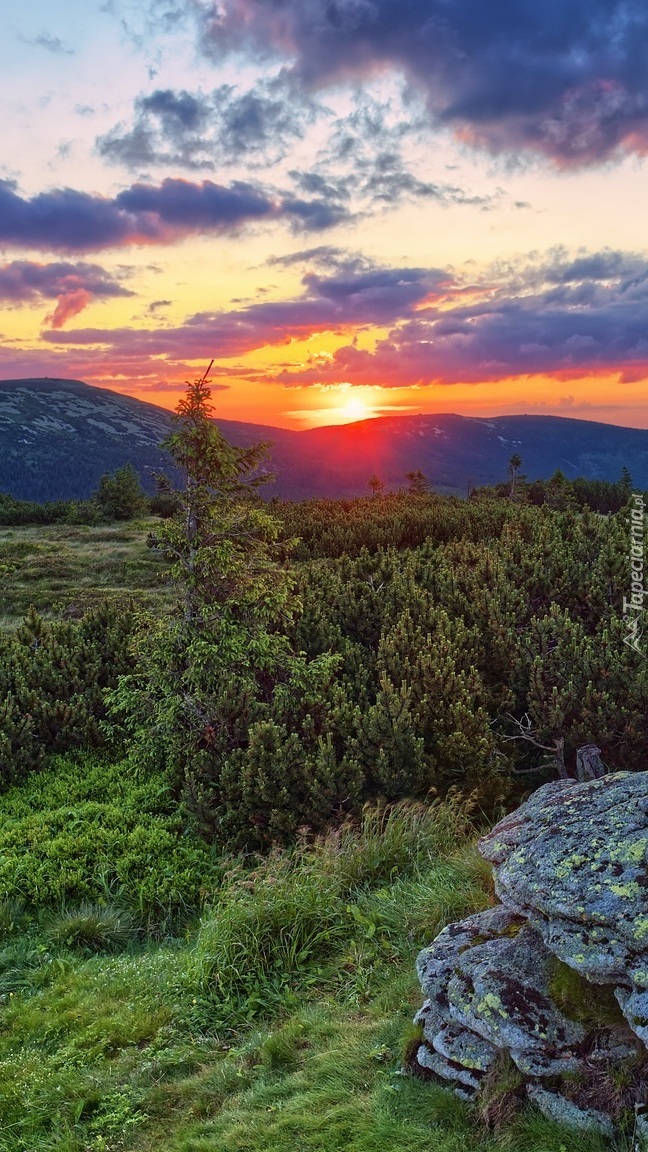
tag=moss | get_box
[401,1021,425,1072]
[547,958,625,1029]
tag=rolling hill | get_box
[1,377,647,501]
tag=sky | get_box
[3,0,648,428]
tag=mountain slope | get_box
[1,378,647,501]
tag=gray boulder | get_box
[479,772,648,988]
[410,771,648,1135]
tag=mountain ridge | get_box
[1,377,647,500]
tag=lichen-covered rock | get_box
[615,987,648,1045]
[525,1084,616,1138]
[416,906,526,1007]
[410,771,648,1137]
[416,1042,482,1091]
[432,1023,498,1073]
[446,923,585,1058]
[413,908,585,1088]
[479,773,648,987]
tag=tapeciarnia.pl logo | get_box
[623,492,646,654]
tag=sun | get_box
[337,396,371,423]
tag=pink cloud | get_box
[46,289,94,329]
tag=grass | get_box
[0,786,628,1152]
[0,520,172,628]
[43,903,138,954]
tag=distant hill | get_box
[1,377,647,501]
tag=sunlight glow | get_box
[337,396,373,423]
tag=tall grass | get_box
[190,798,482,1024]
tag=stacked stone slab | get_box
[412,772,648,1137]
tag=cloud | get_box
[41,259,451,356]
[194,0,648,166]
[266,245,353,268]
[0,260,134,327]
[0,342,211,391]
[0,260,133,302]
[268,249,648,387]
[284,89,497,211]
[31,247,648,392]
[99,75,490,211]
[46,290,94,329]
[98,77,321,170]
[0,177,347,253]
[20,32,74,55]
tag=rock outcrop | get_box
[411,772,648,1135]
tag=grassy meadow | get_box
[0,520,171,629]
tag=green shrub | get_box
[0,603,138,786]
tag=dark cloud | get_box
[268,250,648,387]
[41,261,450,356]
[0,260,133,302]
[279,196,351,232]
[11,246,648,399]
[98,77,320,170]
[288,94,500,211]
[98,89,213,169]
[35,248,648,390]
[195,0,648,166]
[99,75,489,210]
[266,245,352,268]
[0,177,345,253]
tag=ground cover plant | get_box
[0,755,219,929]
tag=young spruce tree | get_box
[112,366,357,847]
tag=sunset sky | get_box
[3,0,648,428]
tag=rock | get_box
[446,923,585,1058]
[410,771,648,1136]
[413,909,585,1088]
[478,773,648,987]
[616,987,648,1045]
[415,1042,482,1091]
[415,907,525,1046]
[432,1023,499,1073]
[526,1084,616,1138]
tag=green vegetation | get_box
[0,604,136,783]
[0,520,172,627]
[474,461,641,513]
[0,756,218,927]
[0,464,151,527]
[0,383,645,1149]
[0,787,614,1152]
